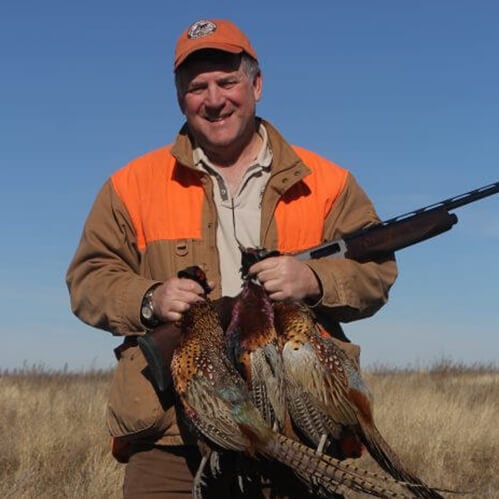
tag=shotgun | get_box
[293,181,499,262]
[139,181,499,392]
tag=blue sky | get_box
[1,1,498,371]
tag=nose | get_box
[204,84,225,110]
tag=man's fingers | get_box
[164,310,183,322]
[248,257,278,277]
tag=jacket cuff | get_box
[113,279,163,335]
[304,259,358,309]
[303,265,324,308]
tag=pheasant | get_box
[224,271,304,497]
[273,300,445,499]
[225,275,287,433]
[170,266,415,498]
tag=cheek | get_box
[228,91,254,113]
[182,96,202,116]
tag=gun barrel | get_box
[383,181,499,224]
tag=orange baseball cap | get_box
[174,19,258,70]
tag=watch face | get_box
[142,305,153,320]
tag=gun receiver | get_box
[295,181,499,262]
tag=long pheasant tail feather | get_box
[261,432,413,498]
[347,386,441,498]
[355,408,445,499]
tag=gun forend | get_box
[294,209,458,263]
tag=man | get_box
[66,18,397,498]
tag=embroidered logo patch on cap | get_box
[187,20,217,39]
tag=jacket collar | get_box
[169,118,311,179]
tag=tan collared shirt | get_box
[194,124,273,296]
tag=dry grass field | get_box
[1,361,498,498]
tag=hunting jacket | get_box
[66,119,397,445]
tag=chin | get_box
[202,132,240,149]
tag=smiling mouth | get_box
[206,113,232,123]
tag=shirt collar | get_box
[193,122,272,172]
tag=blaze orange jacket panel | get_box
[274,145,348,253]
[110,143,348,254]
[110,148,205,251]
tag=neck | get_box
[209,132,262,196]
[204,123,261,169]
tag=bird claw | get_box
[192,455,209,499]
[209,450,222,477]
[316,433,328,455]
[192,480,205,499]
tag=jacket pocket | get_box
[106,340,175,440]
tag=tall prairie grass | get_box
[0,366,122,498]
[1,361,497,498]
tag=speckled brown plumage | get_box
[170,286,415,498]
[273,301,445,499]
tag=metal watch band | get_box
[140,286,162,329]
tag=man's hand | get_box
[249,255,322,302]
[151,276,214,322]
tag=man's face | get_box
[178,55,262,159]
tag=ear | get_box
[252,71,263,102]
[177,91,186,115]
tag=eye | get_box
[220,79,238,89]
[186,84,206,95]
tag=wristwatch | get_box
[140,286,162,329]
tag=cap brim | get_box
[174,43,247,70]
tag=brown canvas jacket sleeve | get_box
[305,173,398,322]
[66,179,159,335]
